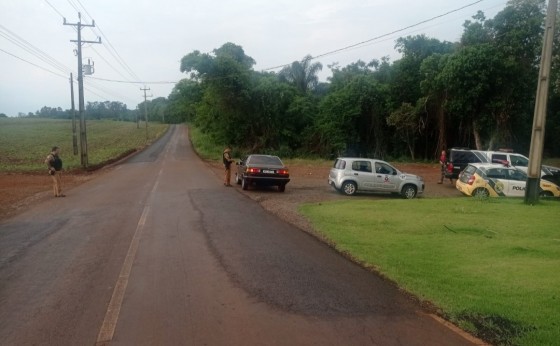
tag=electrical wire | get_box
[0,48,68,79]
[263,0,486,70]
[74,0,143,82]
[66,0,81,14]
[0,25,73,75]
[44,0,65,19]
[87,76,178,84]
[88,45,135,82]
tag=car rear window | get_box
[450,150,487,163]
[463,165,477,175]
[352,161,372,173]
[333,159,346,169]
[248,156,283,165]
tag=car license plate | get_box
[262,169,275,174]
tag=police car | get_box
[456,163,560,198]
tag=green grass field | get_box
[0,118,168,172]
[300,198,560,345]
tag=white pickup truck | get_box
[481,150,560,184]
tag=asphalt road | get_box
[0,125,476,345]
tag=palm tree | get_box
[279,55,323,93]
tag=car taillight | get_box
[467,176,475,185]
[277,169,289,175]
[247,168,260,173]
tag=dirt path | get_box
[0,161,460,223]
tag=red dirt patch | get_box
[0,161,460,222]
[0,172,96,221]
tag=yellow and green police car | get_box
[456,163,560,198]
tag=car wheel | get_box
[473,187,489,198]
[278,184,286,192]
[539,191,553,198]
[401,184,417,199]
[235,173,241,185]
[341,181,357,196]
[241,177,248,190]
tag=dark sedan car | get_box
[235,155,290,192]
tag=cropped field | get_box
[0,118,168,172]
[300,198,560,345]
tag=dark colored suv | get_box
[445,148,489,180]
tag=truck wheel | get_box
[473,188,489,198]
[401,184,417,199]
[341,181,357,196]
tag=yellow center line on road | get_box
[95,168,163,345]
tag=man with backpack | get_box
[45,146,65,197]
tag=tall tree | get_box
[386,103,420,159]
[180,43,255,145]
[279,55,323,93]
[419,53,452,156]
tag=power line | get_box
[74,0,142,82]
[88,25,142,82]
[0,25,73,75]
[263,0,486,70]
[44,0,65,19]
[87,76,178,84]
[88,45,135,81]
[0,47,68,79]
[66,0,81,13]
[85,78,139,104]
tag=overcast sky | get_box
[0,0,507,116]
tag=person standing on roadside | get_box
[438,149,448,184]
[223,146,235,186]
[45,146,65,197]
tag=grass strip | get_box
[300,197,560,345]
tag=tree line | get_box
[22,101,134,121]
[26,0,560,159]
[165,0,560,159]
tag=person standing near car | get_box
[45,146,65,197]
[223,146,235,186]
[438,149,447,184]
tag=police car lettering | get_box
[512,185,526,191]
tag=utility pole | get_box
[64,13,101,168]
[525,0,557,204]
[69,73,78,155]
[140,86,152,140]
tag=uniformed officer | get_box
[223,146,235,186]
[45,146,65,197]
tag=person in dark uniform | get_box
[223,146,235,186]
[45,146,65,197]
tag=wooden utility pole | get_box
[140,86,152,140]
[64,13,101,168]
[525,0,557,204]
[69,73,78,155]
